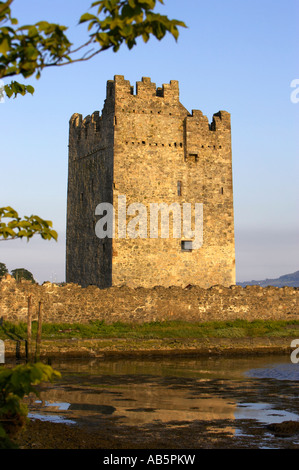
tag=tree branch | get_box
[43,46,107,69]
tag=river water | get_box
[25,354,299,448]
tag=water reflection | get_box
[25,355,299,445]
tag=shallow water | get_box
[246,362,299,381]
[24,354,299,448]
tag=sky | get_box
[1,0,298,284]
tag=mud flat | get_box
[12,354,299,450]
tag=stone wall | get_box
[0,276,298,324]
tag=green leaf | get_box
[79,13,99,24]
[3,84,13,98]
[25,85,34,95]
[0,38,10,56]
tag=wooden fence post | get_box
[35,301,42,361]
[26,295,32,361]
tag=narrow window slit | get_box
[177,181,182,196]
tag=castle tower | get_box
[66,75,235,288]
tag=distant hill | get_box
[237,270,299,288]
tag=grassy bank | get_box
[2,319,298,357]
[1,318,299,341]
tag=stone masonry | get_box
[66,76,235,289]
[0,277,298,324]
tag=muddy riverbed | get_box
[14,354,299,449]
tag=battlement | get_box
[107,75,180,102]
[70,111,102,129]
[69,111,103,145]
[69,76,183,142]
[210,111,231,131]
[186,109,231,133]
[70,78,231,135]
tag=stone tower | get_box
[66,75,235,288]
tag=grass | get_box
[1,319,299,341]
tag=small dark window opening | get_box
[181,240,193,252]
[114,116,117,125]
[220,187,224,195]
[80,192,83,202]
[177,181,182,196]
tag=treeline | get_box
[0,262,35,283]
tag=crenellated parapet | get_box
[68,110,108,162]
[184,109,231,162]
[185,109,231,133]
[210,111,231,132]
[108,75,180,104]
[69,111,102,137]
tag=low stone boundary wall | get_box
[0,276,298,324]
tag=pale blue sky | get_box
[1,0,298,283]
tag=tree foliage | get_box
[0,262,8,278]
[11,268,35,282]
[0,362,61,447]
[0,0,186,98]
[0,206,58,241]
